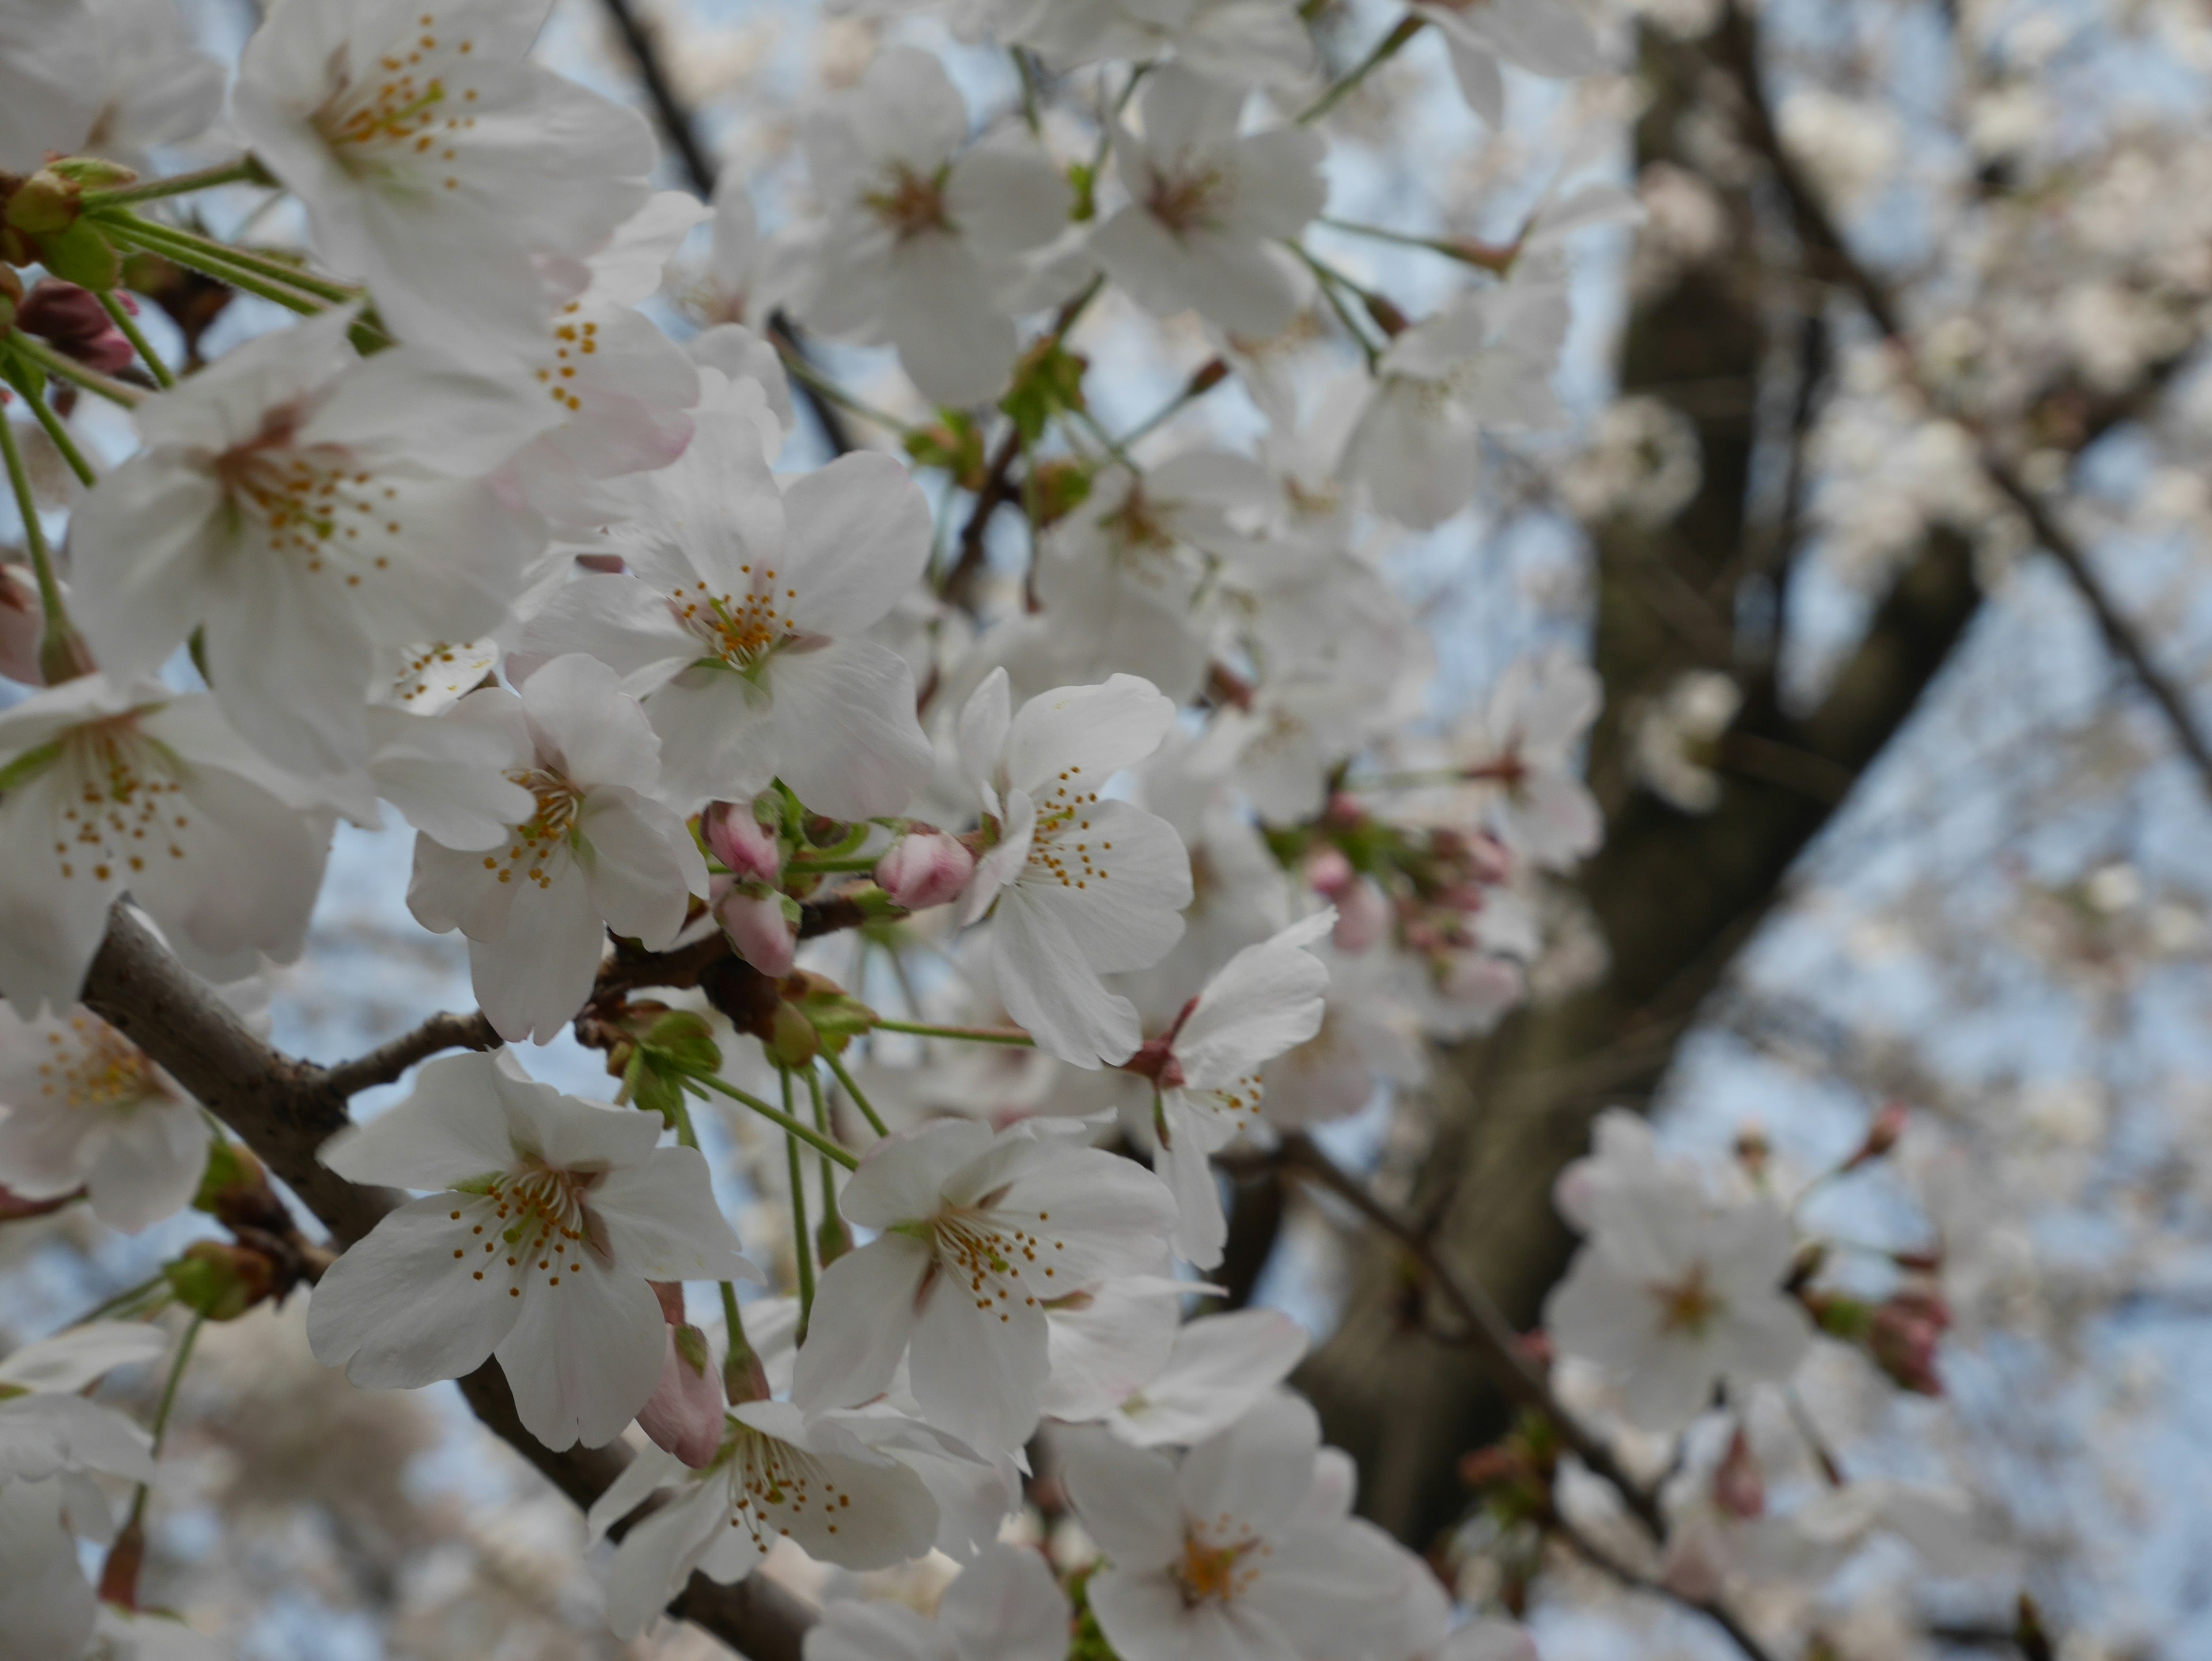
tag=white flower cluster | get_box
[0,0,1986,1657]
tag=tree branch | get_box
[322,1009,498,1099]
[79,905,818,1659]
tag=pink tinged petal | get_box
[938,1546,1070,1661]
[788,1231,933,1412]
[306,1193,525,1388]
[1004,675,1177,796]
[908,1277,1052,1451]
[468,867,607,1045]
[1115,1311,1308,1448]
[638,1327,728,1468]
[591,1145,759,1284]
[779,451,934,638]
[1177,1393,1321,1533]
[319,1051,520,1189]
[875,830,975,911]
[578,785,706,947]
[759,636,933,820]
[705,799,783,883]
[1062,1435,1184,1569]
[717,887,797,975]
[957,786,1033,929]
[494,1247,667,1450]
[991,890,1144,1069]
[604,1474,730,1639]
[522,654,663,795]
[804,1601,942,1661]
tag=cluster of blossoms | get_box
[0,1,1987,1658]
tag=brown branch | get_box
[322,1009,498,1099]
[79,905,819,1659]
[1275,1136,1782,1661]
[1708,0,2212,799]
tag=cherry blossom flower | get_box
[69,305,550,774]
[0,1004,211,1232]
[0,2,100,173]
[952,669,1194,1068]
[0,0,223,171]
[0,1318,165,1487]
[589,1399,946,1638]
[306,1051,757,1450]
[0,675,329,1015]
[1260,944,1430,1128]
[1104,1307,1309,1447]
[1092,67,1326,338]
[791,1117,1177,1454]
[1063,1391,1412,1661]
[802,1544,1069,1661]
[233,0,656,366]
[406,654,709,1044]
[1411,0,1604,128]
[798,47,1072,406]
[518,379,935,818]
[1001,0,1316,90]
[1544,1180,1813,1431]
[1123,912,1332,1266]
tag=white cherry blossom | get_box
[0,1004,210,1232]
[791,1117,1177,1454]
[1106,1307,1308,1447]
[798,47,1072,406]
[306,1051,757,1450]
[69,305,551,774]
[0,675,328,1016]
[233,0,656,366]
[519,379,935,818]
[1092,66,1326,338]
[953,669,1194,1068]
[406,653,709,1044]
[1000,0,1316,89]
[802,1544,1069,1661]
[1412,0,1604,127]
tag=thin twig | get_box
[323,1010,499,1098]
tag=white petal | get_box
[780,452,934,638]
[590,1144,759,1282]
[938,1545,1070,1661]
[992,892,1144,1069]
[759,637,933,820]
[1062,1433,1183,1569]
[789,1232,931,1412]
[306,1193,523,1388]
[494,1247,667,1450]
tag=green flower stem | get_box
[14,377,96,487]
[821,1047,890,1139]
[78,158,264,210]
[1293,247,1383,366]
[98,291,173,389]
[10,333,143,407]
[781,1068,815,1334]
[104,213,359,305]
[685,1069,859,1170]
[124,1310,204,1533]
[806,1065,840,1234]
[872,1017,1036,1047]
[771,344,911,437]
[0,413,81,671]
[101,220,329,318]
[1297,14,1426,125]
[70,1273,169,1327]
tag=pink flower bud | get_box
[705,798,782,882]
[0,565,44,686]
[638,1321,725,1469]
[717,886,796,975]
[1304,845,1355,899]
[873,829,975,910]
[1331,876,1391,953]
[1868,1288,1949,1395]
[1711,1427,1765,1519]
[1844,1101,1908,1170]
[17,281,134,376]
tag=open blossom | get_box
[1126,912,1332,1267]
[306,1051,757,1450]
[798,47,1072,406]
[1545,1178,1813,1431]
[999,0,1316,89]
[791,1117,1177,1454]
[407,654,709,1043]
[1104,1307,1309,1447]
[1064,1392,1413,1661]
[589,1398,947,1639]
[1412,0,1604,127]
[1092,66,1326,338]
[0,675,328,1015]
[953,669,1194,1068]
[0,1004,211,1232]
[520,379,934,818]
[803,1544,1070,1661]
[233,0,656,366]
[69,305,550,774]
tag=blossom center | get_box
[1173,1529,1264,1606]
[214,418,407,585]
[716,1421,856,1548]
[918,1202,1066,1319]
[1022,769,1109,892]
[309,13,483,190]
[1147,168,1229,236]
[34,717,190,887]
[863,166,953,241]
[481,769,585,891]
[37,1016,162,1113]
[449,1160,603,1298]
[1649,1262,1724,1337]
[670,574,798,674]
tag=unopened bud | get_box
[638,1320,726,1468]
[47,157,137,188]
[0,266,20,330]
[766,1000,819,1069]
[5,170,80,236]
[1844,1101,1908,1170]
[1331,876,1390,954]
[17,280,132,373]
[0,564,43,685]
[873,828,974,911]
[724,1340,770,1406]
[1304,845,1355,898]
[816,1209,852,1268]
[1711,1427,1765,1519]
[164,1240,276,1321]
[717,886,797,976]
[705,797,782,881]
[1868,1288,1949,1395]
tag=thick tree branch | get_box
[78,906,819,1660]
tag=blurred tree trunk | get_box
[1296,28,1986,1540]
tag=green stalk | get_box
[771,345,912,437]
[781,1069,815,1335]
[98,292,173,389]
[104,213,359,305]
[871,1017,1036,1047]
[1298,14,1427,125]
[821,1047,891,1138]
[123,1311,204,1533]
[10,332,143,407]
[807,1066,846,1264]
[78,158,264,210]
[0,413,88,681]
[101,220,329,319]
[686,1069,859,1170]
[14,377,96,487]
